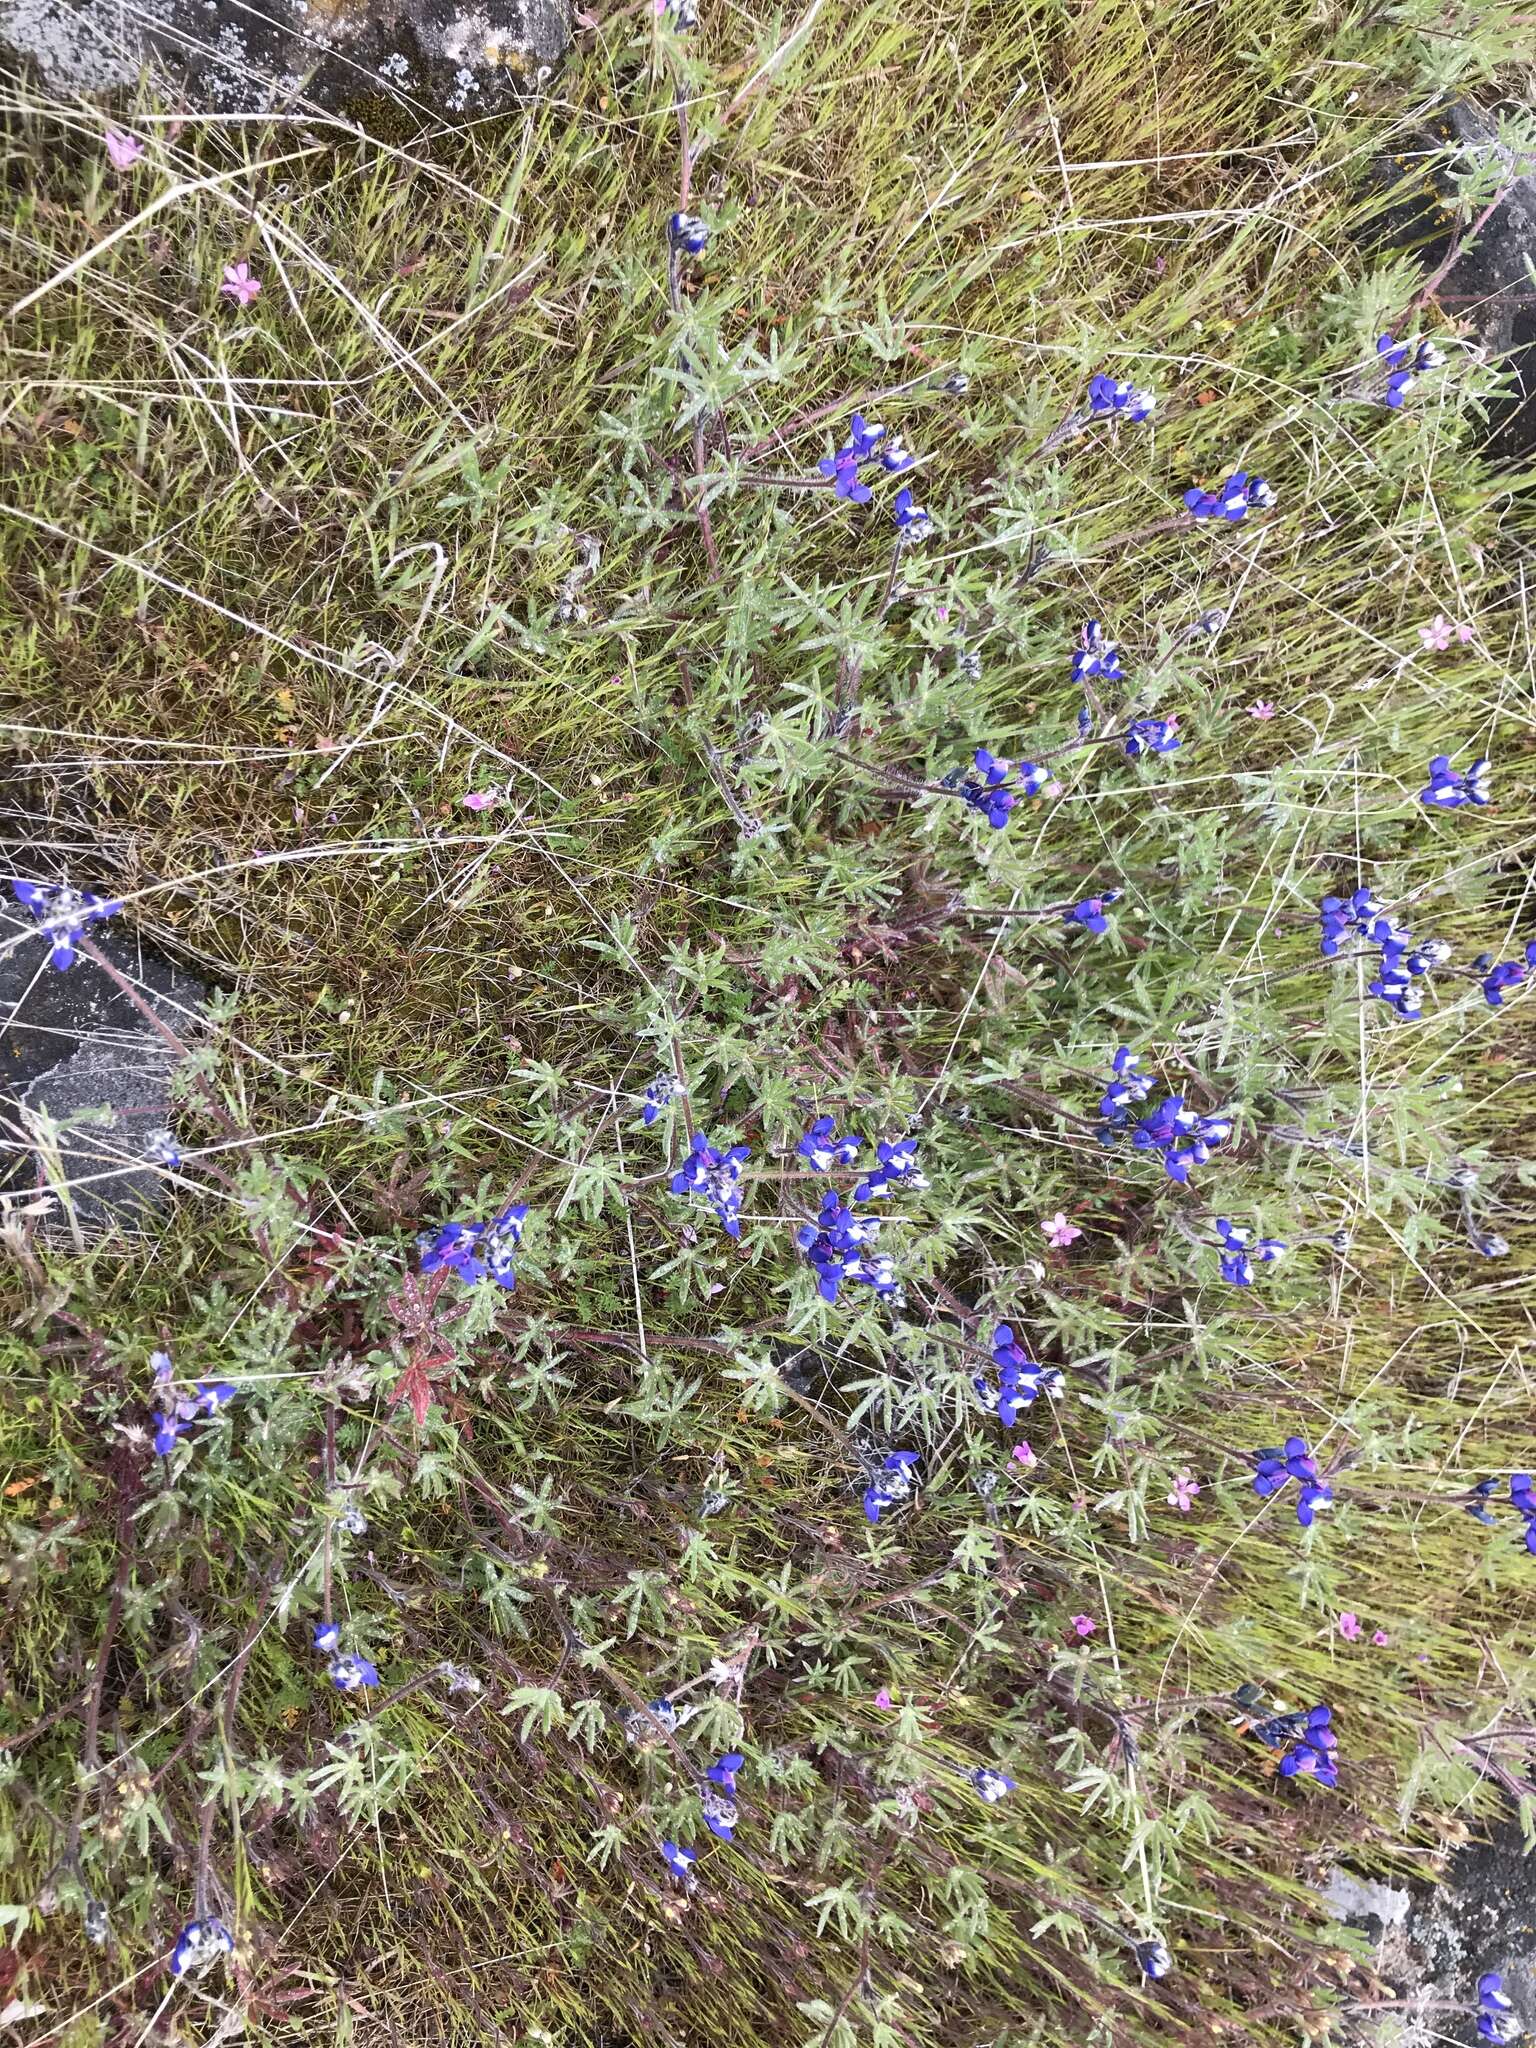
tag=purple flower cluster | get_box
[1420,750,1491,809]
[1183,471,1275,521]
[1277,1704,1338,1787]
[1124,716,1180,758]
[975,1323,1063,1426]
[1071,619,1122,684]
[1099,1046,1154,1119]
[641,1075,677,1126]
[1215,1217,1285,1287]
[864,1448,919,1523]
[855,1137,927,1202]
[670,1132,750,1237]
[1482,941,1535,1007]
[797,1191,900,1304]
[1130,1094,1232,1184]
[150,1350,237,1457]
[817,412,919,502]
[1377,332,1445,409]
[1318,887,1451,1023]
[702,1751,744,1840]
[667,211,710,253]
[961,747,1048,829]
[893,486,935,541]
[969,1764,1016,1802]
[1511,1474,1536,1557]
[1476,1972,1520,2043]
[797,1115,863,1170]
[170,1916,235,1977]
[1087,373,1155,423]
[1063,890,1120,937]
[420,1203,529,1288]
[10,878,121,970]
[1252,1435,1333,1527]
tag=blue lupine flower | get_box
[969,1766,1016,1803]
[1087,373,1156,422]
[1483,950,1533,1007]
[797,1191,900,1304]
[152,1413,181,1456]
[1277,1703,1337,1787]
[420,1203,529,1288]
[1318,886,1382,956]
[145,1130,182,1169]
[641,1075,676,1126]
[1071,620,1123,684]
[961,748,1047,829]
[169,1916,235,1977]
[1466,1477,1500,1527]
[670,1132,750,1237]
[1377,333,1446,409]
[1367,938,1425,1020]
[195,1381,238,1414]
[1420,751,1491,809]
[313,1621,340,1654]
[9,879,122,971]
[892,487,935,542]
[1510,1475,1536,1556]
[662,0,699,26]
[1135,1938,1174,1980]
[1124,717,1180,757]
[864,1449,919,1523]
[1476,1972,1519,2044]
[327,1652,380,1692]
[1215,1217,1286,1286]
[624,1697,679,1746]
[151,1349,174,1385]
[878,434,917,473]
[667,212,710,253]
[819,453,873,503]
[1063,891,1120,936]
[855,1138,927,1201]
[1183,471,1276,521]
[1099,1046,1154,1120]
[1131,1095,1231,1182]
[990,1324,1064,1425]
[845,414,886,460]
[797,1117,864,1171]
[701,1752,744,1840]
[1252,1435,1333,1526]
[660,1839,698,1881]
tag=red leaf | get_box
[391,1360,433,1428]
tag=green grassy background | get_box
[2,0,1535,2042]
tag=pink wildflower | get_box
[462,788,501,811]
[105,129,145,171]
[1011,1442,1036,1468]
[1372,1629,1389,1647]
[874,1687,893,1709]
[1166,1469,1200,1512]
[1419,615,1454,652]
[1041,1211,1082,1249]
[1456,622,1475,643]
[220,261,262,307]
[1070,1614,1095,1638]
[1338,1612,1361,1642]
[1247,700,1277,721]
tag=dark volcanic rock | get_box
[1374,102,1536,461]
[0,0,571,126]
[1,907,206,1234]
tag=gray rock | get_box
[0,0,571,125]
[1,907,207,1235]
[1373,102,1536,460]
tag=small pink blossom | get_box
[874,1687,893,1709]
[1041,1211,1081,1249]
[1011,1442,1036,1468]
[1166,1469,1200,1512]
[1419,614,1454,651]
[1338,1611,1361,1642]
[462,788,501,811]
[1372,1629,1390,1647]
[1247,700,1277,721]
[1070,1614,1096,1638]
[220,260,262,307]
[1456,622,1475,643]
[934,605,950,622]
[105,128,145,171]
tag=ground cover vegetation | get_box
[1,0,1535,2042]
